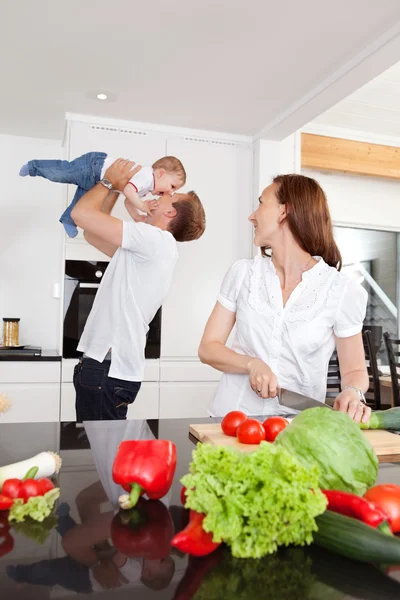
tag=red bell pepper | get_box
[0,513,14,558]
[171,510,221,557]
[112,440,177,510]
[180,486,188,506]
[0,495,14,511]
[111,498,174,559]
[322,489,390,529]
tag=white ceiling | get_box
[1,0,400,141]
[308,61,400,139]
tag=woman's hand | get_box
[333,388,371,424]
[247,358,278,399]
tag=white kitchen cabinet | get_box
[65,120,167,238]
[159,382,218,419]
[0,362,60,384]
[61,382,159,421]
[0,383,60,423]
[161,136,253,360]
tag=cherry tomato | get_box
[221,411,248,437]
[364,485,400,532]
[1,479,21,499]
[18,479,42,501]
[38,478,55,495]
[236,419,265,445]
[262,416,289,442]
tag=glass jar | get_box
[3,318,20,347]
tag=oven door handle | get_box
[79,283,101,289]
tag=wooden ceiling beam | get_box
[301,133,400,180]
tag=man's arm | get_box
[71,159,141,248]
[83,191,120,257]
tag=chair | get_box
[326,351,341,400]
[383,333,400,407]
[363,329,381,410]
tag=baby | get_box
[20,152,186,237]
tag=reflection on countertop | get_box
[1,417,400,599]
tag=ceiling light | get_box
[96,93,108,100]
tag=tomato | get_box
[38,478,55,495]
[18,479,42,502]
[364,485,400,532]
[1,479,21,499]
[262,416,289,442]
[236,419,265,445]
[0,495,14,511]
[221,411,248,437]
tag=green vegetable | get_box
[360,407,400,431]
[8,488,60,523]
[275,407,378,495]
[314,510,400,564]
[193,547,315,600]
[11,513,58,544]
[181,442,327,559]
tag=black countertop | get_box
[1,417,400,599]
[0,349,61,361]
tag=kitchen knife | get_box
[278,388,333,412]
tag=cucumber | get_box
[360,407,400,431]
[314,510,400,564]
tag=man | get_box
[70,158,206,421]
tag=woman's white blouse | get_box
[209,256,368,417]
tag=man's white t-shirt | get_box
[101,156,154,197]
[78,221,178,381]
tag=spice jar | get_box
[3,318,20,347]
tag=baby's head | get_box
[152,156,186,195]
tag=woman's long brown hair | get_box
[262,174,342,270]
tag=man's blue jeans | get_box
[26,152,107,237]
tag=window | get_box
[334,226,399,362]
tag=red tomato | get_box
[18,479,42,502]
[236,419,265,445]
[364,485,400,532]
[221,411,248,437]
[0,495,14,511]
[262,416,289,442]
[38,478,55,495]
[1,479,21,499]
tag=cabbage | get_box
[275,407,378,495]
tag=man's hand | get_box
[105,159,141,192]
[333,388,371,424]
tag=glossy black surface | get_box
[1,416,400,599]
[0,349,61,361]
[63,260,161,359]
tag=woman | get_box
[199,174,371,424]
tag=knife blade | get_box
[278,388,333,412]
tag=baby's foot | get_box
[19,163,29,176]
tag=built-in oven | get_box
[63,260,161,359]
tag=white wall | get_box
[302,168,400,230]
[0,134,63,349]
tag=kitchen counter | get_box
[1,416,400,599]
[0,349,61,361]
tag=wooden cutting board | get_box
[189,423,400,463]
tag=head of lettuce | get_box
[275,407,378,495]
